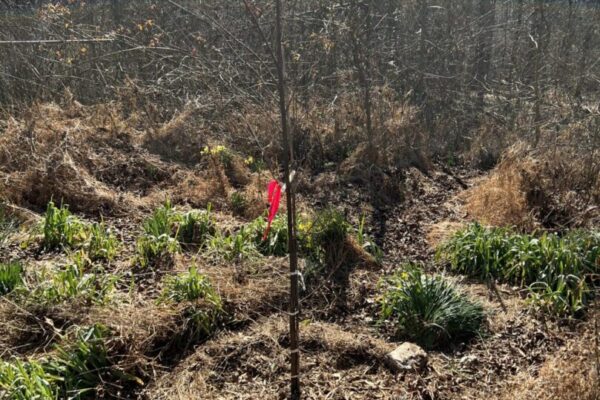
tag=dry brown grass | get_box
[463,140,600,230]
[495,311,600,400]
[233,173,271,220]
[221,88,428,180]
[0,101,265,216]
[144,106,206,165]
[201,257,289,320]
[426,220,466,249]
[143,315,399,400]
[0,102,160,214]
[463,143,539,230]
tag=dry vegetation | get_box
[464,139,600,231]
[0,98,596,400]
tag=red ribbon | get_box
[263,179,282,240]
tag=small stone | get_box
[459,355,478,366]
[384,342,428,373]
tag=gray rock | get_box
[384,342,428,373]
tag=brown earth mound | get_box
[0,102,241,216]
[144,316,397,400]
[464,142,599,230]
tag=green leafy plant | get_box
[249,214,289,256]
[0,261,23,295]
[380,266,484,349]
[206,227,258,262]
[136,235,180,268]
[161,266,221,305]
[295,209,384,292]
[310,208,349,252]
[175,207,215,248]
[135,201,180,267]
[69,249,93,271]
[43,201,87,250]
[160,266,222,336]
[437,224,600,316]
[41,201,120,261]
[301,208,350,282]
[47,325,112,398]
[136,202,220,266]
[201,144,233,166]
[436,223,513,281]
[243,155,264,172]
[0,358,56,400]
[229,191,247,215]
[86,222,119,261]
[0,324,128,400]
[32,264,117,305]
[143,200,177,238]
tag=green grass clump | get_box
[86,222,119,261]
[136,201,180,267]
[0,324,123,400]
[32,264,118,305]
[300,208,351,283]
[161,266,222,305]
[206,227,258,262]
[143,200,176,238]
[136,233,180,267]
[0,358,56,400]
[300,208,347,262]
[160,266,223,336]
[136,202,217,266]
[43,201,87,250]
[437,223,600,316]
[203,213,290,261]
[380,266,484,350]
[229,191,247,216]
[175,207,215,248]
[249,214,289,257]
[0,261,23,295]
[310,208,349,250]
[435,223,513,281]
[47,325,112,398]
[42,202,121,261]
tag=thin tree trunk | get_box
[275,1,300,399]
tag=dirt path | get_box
[304,164,479,265]
[376,166,476,265]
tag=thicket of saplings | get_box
[0,194,598,397]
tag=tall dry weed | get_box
[465,139,599,230]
